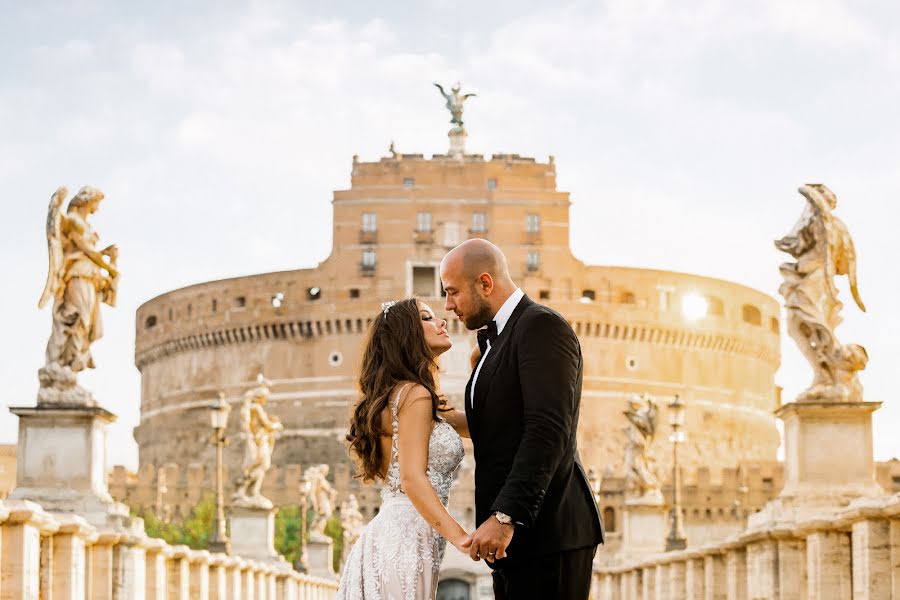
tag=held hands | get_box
[451,532,473,554]
[462,516,514,563]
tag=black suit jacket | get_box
[465,295,603,566]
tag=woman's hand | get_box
[450,532,473,554]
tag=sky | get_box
[1,0,899,470]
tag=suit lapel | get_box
[472,295,534,411]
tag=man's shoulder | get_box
[517,301,574,334]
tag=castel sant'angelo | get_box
[110,88,899,555]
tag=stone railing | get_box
[0,499,338,600]
[591,493,900,600]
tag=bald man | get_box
[441,239,603,600]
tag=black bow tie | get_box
[477,321,498,355]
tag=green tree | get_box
[324,514,344,572]
[139,494,216,549]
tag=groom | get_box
[441,239,603,599]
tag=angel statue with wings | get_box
[623,394,662,503]
[433,81,476,128]
[775,184,868,402]
[38,186,119,405]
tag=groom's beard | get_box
[465,292,494,330]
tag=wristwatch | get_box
[493,511,514,526]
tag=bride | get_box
[338,298,471,599]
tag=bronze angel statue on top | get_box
[38,186,119,405]
[775,184,867,403]
[433,82,476,128]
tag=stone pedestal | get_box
[448,127,467,159]
[750,400,882,528]
[621,498,667,557]
[9,405,129,529]
[307,533,336,578]
[228,505,287,566]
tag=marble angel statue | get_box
[38,186,119,405]
[623,395,662,502]
[775,184,868,402]
[304,464,337,540]
[232,374,283,508]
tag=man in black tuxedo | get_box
[440,239,603,599]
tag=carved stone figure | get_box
[304,464,337,539]
[623,395,662,503]
[339,494,365,562]
[231,374,283,509]
[775,184,867,402]
[38,186,119,405]
[433,82,476,128]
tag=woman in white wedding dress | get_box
[338,298,470,600]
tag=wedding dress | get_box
[337,385,465,600]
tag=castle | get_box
[124,128,790,534]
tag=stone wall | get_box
[0,498,338,599]
[591,493,900,599]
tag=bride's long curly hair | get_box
[346,298,447,483]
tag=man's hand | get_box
[464,516,514,563]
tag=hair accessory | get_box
[381,300,397,315]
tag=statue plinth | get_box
[448,127,467,159]
[307,532,336,578]
[620,494,667,557]
[37,364,96,406]
[9,404,129,529]
[749,398,883,529]
[227,504,288,566]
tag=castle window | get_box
[621,291,636,304]
[769,316,780,334]
[526,251,540,272]
[487,178,497,190]
[707,295,725,316]
[403,177,415,188]
[361,212,377,233]
[234,296,246,309]
[168,308,173,320]
[413,266,438,297]
[539,289,550,300]
[307,287,321,301]
[211,299,217,313]
[145,315,157,329]
[525,213,540,233]
[742,304,762,326]
[580,289,596,303]
[187,303,192,317]
[362,250,376,273]
[602,507,616,533]
[349,288,360,299]
[271,292,284,308]
[471,212,487,233]
[416,212,432,232]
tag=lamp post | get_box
[208,392,232,554]
[295,479,312,573]
[665,394,688,551]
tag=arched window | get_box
[145,315,157,329]
[620,291,636,304]
[602,506,616,533]
[437,579,471,600]
[742,304,762,325]
[769,316,780,333]
[707,295,725,316]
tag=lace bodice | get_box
[382,384,464,504]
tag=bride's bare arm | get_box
[397,385,469,551]
[441,408,470,438]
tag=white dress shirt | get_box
[470,288,525,408]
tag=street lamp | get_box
[295,479,312,573]
[665,394,688,551]
[208,392,232,554]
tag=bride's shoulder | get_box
[394,382,431,412]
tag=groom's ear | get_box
[477,272,494,295]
